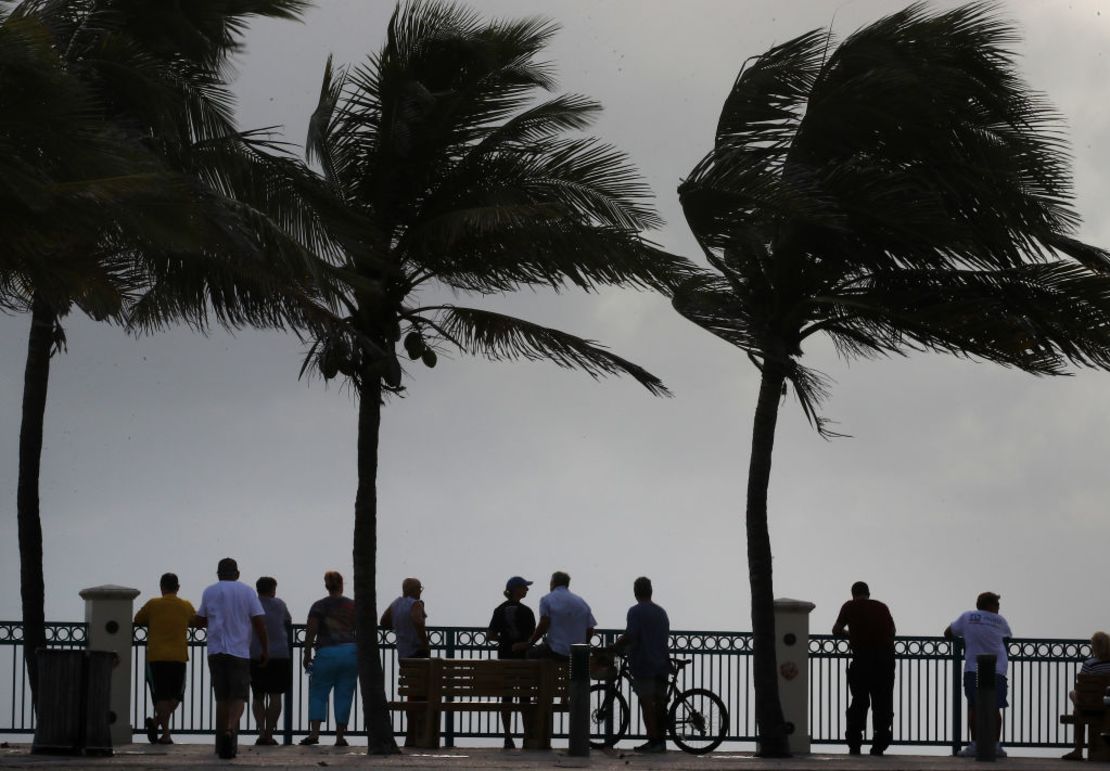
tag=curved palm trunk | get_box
[748,361,790,757]
[17,296,55,705]
[353,375,400,755]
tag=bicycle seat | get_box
[671,658,692,671]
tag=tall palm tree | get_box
[673,2,1110,756]
[1,1,201,697]
[5,0,333,701]
[305,1,692,752]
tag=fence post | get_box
[771,598,815,755]
[568,643,590,756]
[975,654,997,761]
[443,628,455,748]
[282,621,294,746]
[79,585,140,747]
[952,638,963,756]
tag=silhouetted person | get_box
[1063,631,1110,760]
[250,576,291,746]
[195,558,267,760]
[487,576,536,749]
[301,571,357,747]
[612,577,670,754]
[134,572,196,745]
[381,577,429,657]
[832,581,895,756]
[945,591,1012,758]
[516,571,596,660]
[381,577,430,747]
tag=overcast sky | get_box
[2,0,1108,642]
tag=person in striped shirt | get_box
[1062,631,1110,760]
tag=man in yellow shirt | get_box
[134,573,196,744]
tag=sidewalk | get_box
[0,743,1085,770]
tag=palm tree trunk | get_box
[353,375,400,755]
[17,295,55,705]
[748,360,790,757]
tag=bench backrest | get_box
[1075,673,1110,711]
[398,658,567,701]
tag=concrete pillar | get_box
[79,584,140,747]
[774,597,816,755]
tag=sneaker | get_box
[635,741,666,753]
[848,745,861,755]
[995,744,1007,758]
[957,742,977,757]
[869,745,885,756]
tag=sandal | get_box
[298,735,319,746]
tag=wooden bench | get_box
[1060,673,1110,761]
[388,657,567,749]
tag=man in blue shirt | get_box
[613,577,670,753]
[517,571,595,660]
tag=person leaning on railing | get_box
[1062,631,1110,761]
[133,572,197,746]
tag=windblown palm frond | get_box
[421,306,670,396]
[302,0,694,395]
[678,0,1110,428]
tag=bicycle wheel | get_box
[588,683,630,748]
[668,687,728,754]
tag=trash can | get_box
[32,649,114,756]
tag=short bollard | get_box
[975,654,997,762]
[568,644,591,757]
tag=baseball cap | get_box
[505,576,533,591]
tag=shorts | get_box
[633,676,667,702]
[250,657,292,696]
[147,661,186,702]
[208,654,251,701]
[963,671,1008,709]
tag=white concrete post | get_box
[774,597,816,755]
[80,584,140,747]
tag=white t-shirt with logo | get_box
[197,580,265,659]
[950,610,1012,674]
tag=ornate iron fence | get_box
[0,620,1090,753]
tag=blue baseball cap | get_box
[505,576,533,590]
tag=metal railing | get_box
[0,620,1090,752]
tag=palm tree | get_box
[1,1,200,697]
[673,2,1110,756]
[304,1,692,752]
[5,0,332,701]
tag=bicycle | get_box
[587,650,728,754]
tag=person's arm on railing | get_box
[303,616,318,670]
[412,600,429,652]
[252,614,269,666]
[515,616,550,653]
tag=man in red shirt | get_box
[833,581,896,756]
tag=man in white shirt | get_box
[944,591,1012,758]
[196,558,268,759]
[516,571,596,660]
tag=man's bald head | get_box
[402,577,423,597]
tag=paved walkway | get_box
[0,743,1087,770]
